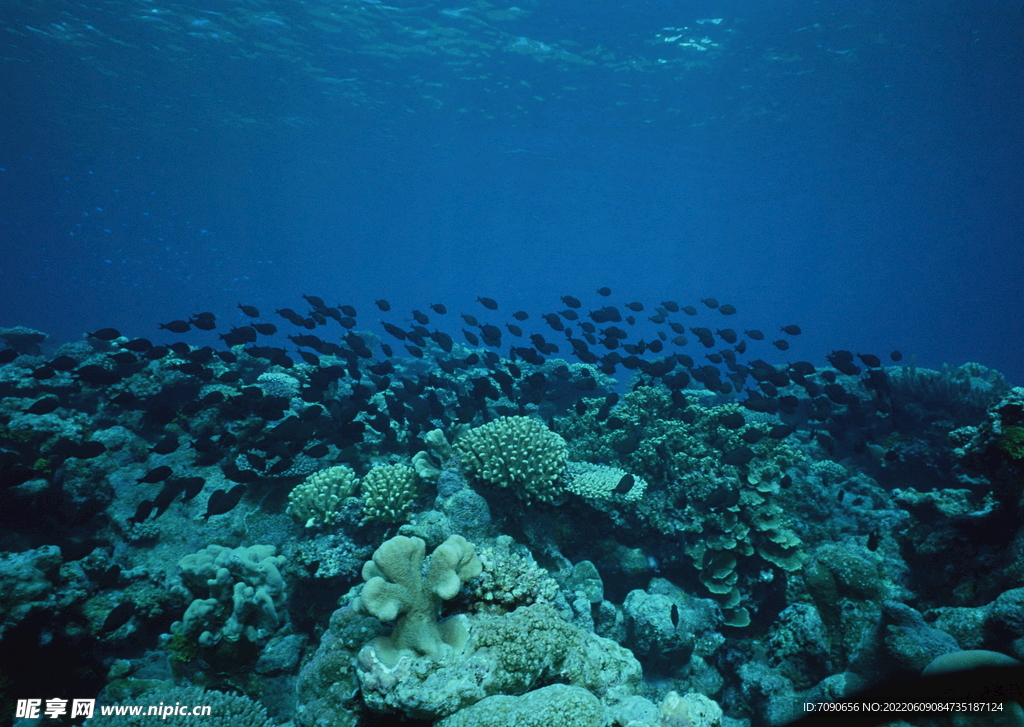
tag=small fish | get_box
[150,435,179,455]
[26,398,60,415]
[127,500,153,525]
[430,303,447,314]
[721,446,755,467]
[203,485,246,518]
[780,325,802,335]
[718,304,737,315]
[101,602,136,633]
[158,319,191,333]
[238,304,260,317]
[701,298,719,309]
[88,328,121,341]
[375,299,391,311]
[889,350,903,362]
[512,311,529,321]
[137,466,173,484]
[597,287,612,296]
[561,295,581,308]
[477,296,499,310]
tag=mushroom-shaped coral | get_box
[354,534,482,667]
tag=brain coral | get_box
[455,416,568,504]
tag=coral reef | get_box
[455,416,568,503]
[170,545,287,653]
[287,464,359,528]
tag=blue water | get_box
[1,0,1022,382]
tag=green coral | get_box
[997,425,1024,459]
[455,416,568,504]
[287,465,359,528]
[361,463,419,522]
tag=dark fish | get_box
[505,324,523,337]
[889,350,903,362]
[857,353,882,368]
[381,344,394,357]
[151,435,179,455]
[463,329,480,346]
[772,340,790,351]
[461,314,480,326]
[45,356,76,372]
[203,485,246,518]
[300,351,321,366]
[151,478,186,517]
[477,296,499,310]
[720,412,745,429]
[542,314,564,331]
[302,294,326,308]
[119,339,151,354]
[190,312,217,331]
[560,309,579,321]
[682,306,698,316]
[74,441,107,459]
[430,303,447,314]
[128,500,153,525]
[597,287,612,296]
[405,345,424,358]
[26,398,60,415]
[339,304,357,317]
[721,446,756,467]
[768,424,794,439]
[625,302,644,312]
[512,311,529,321]
[412,310,430,325]
[867,531,879,551]
[381,322,407,340]
[719,304,737,315]
[780,325,802,335]
[0,349,19,363]
[305,443,329,458]
[253,322,277,335]
[137,466,172,484]
[661,301,680,313]
[238,304,260,317]
[158,320,191,333]
[101,602,136,633]
[179,476,205,501]
[561,296,581,308]
[89,328,121,341]
[705,486,741,511]
[716,329,738,344]
[701,298,719,309]
[613,474,635,495]
[741,428,765,444]
[375,299,391,311]
[430,331,454,353]
[31,365,56,380]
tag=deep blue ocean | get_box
[2,0,1021,381]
